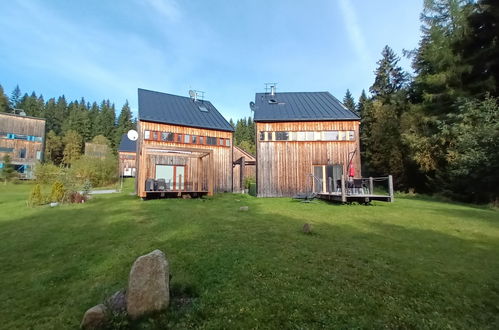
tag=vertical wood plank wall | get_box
[137,121,233,197]
[256,121,361,197]
[118,151,137,176]
[0,113,46,166]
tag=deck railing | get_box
[324,175,394,202]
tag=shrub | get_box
[244,176,256,190]
[50,181,65,203]
[34,163,62,184]
[28,184,44,206]
[70,155,118,187]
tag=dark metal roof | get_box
[138,88,234,132]
[253,91,360,122]
[118,134,136,152]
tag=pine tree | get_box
[1,155,17,184]
[357,90,367,117]
[0,84,9,112]
[114,100,134,147]
[342,89,356,113]
[370,46,408,100]
[10,85,21,109]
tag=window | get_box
[161,132,174,141]
[305,131,314,141]
[19,148,26,159]
[198,105,209,112]
[199,136,204,144]
[266,132,273,141]
[323,131,338,141]
[348,131,355,141]
[290,132,297,141]
[152,131,158,140]
[259,132,265,141]
[225,139,231,147]
[0,147,13,153]
[184,134,190,143]
[144,131,150,139]
[338,131,346,141]
[177,134,182,143]
[276,131,289,141]
[36,151,42,160]
[207,137,217,145]
[297,132,305,141]
[192,135,197,144]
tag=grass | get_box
[0,180,498,329]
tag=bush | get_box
[34,163,62,184]
[50,181,65,203]
[28,184,44,206]
[70,155,118,187]
[244,176,256,190]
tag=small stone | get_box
[302,223,313,234]
[80,304,108,329]
[106,290,126,313]
[50,202,59,207]
[182,194,192,199]
[239,206,249,211]
[126,250,170,319]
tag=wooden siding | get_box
[136,121,233,197]
[0,113,45,170]
[233,146,256,193]
[119,151,137,177]
[256,121,361,197]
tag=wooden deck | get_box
[318,192,393,203]
[144,190,208,199]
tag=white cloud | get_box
[337,0,371,65]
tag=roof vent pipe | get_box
[270,85,276,96]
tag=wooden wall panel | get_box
[119,151,137,176]
[256,121,361,197]
[137,121,233,197]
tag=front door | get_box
[312,165,325,193]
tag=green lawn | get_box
[0,181,498,329]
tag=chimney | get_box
[270,85,276,96]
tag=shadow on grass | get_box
[0,193,498,329]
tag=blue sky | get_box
[0,0,422,120]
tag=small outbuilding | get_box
[136,89,234,198]
[232,146,256,193]
[118,134,137,177]
[252,89,361,197]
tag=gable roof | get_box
[138,88,234,132]
[253,91,360,122]
[118,134,136,152]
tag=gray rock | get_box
[106,290,126,313]
[80,304,108,329]
[126,249,170,319]
[239,206,249,211]
[303,223,313,234]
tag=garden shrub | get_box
[28,184,44,206]
[70,155,118,187]
[34,163,62,184]
[50,181,65,203]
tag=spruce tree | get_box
[370,46,408,99]
[62,130,82,165]
[10,85,21,109]
[342,89,356,113]
[45,130,64,165]
[114,100,134,147]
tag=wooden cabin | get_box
[118,134,137,177]
[136,89,234,198]
[84,142,110,159]
[253,90,361,197]
[0,112,46,179]
[232,146,256,193]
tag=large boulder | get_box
[80,304,108,329]
[126,249,170,319]
[106,290,126,313]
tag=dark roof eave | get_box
[138,118,235,132]
[253,117,360,122]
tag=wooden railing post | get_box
[341,174,346,202]
[388,175,394,202]
[369,177,374,195]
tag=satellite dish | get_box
[249,101,256,111]
[188,90,196,98]
[127,129,138,141]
